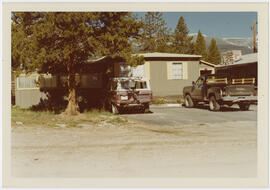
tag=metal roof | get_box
[216,53,257,68]
[89,52,202,63]
[136,52,202,58]
[199,60,217,67]
[233,53,257,65]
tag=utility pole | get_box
[253,20,257,53]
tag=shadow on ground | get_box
[183,104,255,112]
[120,109,153,115]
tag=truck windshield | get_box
[121,81,134,89]
[135,81,147,89]
[120,80,147,89]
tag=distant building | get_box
[221,50,242,65]
[129,52,202,97]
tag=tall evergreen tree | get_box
[206,38,221,64]
[12,13,40,74]
[139,12,171,52]
[194,30,207,59]
[172,16,193,54]
[12,12,143,115]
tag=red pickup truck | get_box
[105,77,153,114]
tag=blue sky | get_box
[135,12,257,38]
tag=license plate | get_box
[238,97,245,99]
[120,96,128,100]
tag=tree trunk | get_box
[64,63,79,115]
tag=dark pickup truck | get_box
[183,75,257,111]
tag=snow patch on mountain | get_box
[190,33,254,54]
[189,33,208,37]
[222,37,253,49]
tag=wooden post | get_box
[253,20,257,53]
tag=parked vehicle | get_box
[105,77,153,114]
[183,75,257,111]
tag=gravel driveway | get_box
[125,104,257,126]
[12,105,257,178]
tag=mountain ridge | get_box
[132,34,255,55]
[190,33,254,55]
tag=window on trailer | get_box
[172,63,183,79]
[18,75,38,89]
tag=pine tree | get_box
[206,38,221,65]
[172,16,193,54]
[139,12,171,52]
[194,30,207,59]
[12,13,39,74]
[12,12,143,115]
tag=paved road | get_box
[124,104,257,126]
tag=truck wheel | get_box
[209,96,220,111]
[185,94,194,108]
[144,103,150,113]
[239,103,250,111]
[112,104,119,114]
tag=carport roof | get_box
[199,60,217,67]
[233,53,257,65]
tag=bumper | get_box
[221,95,257,103]
[116,102,150,107]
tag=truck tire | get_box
[239,103,250,111]
[112,104,119,114]
[144,103,150,113]
[185,94,194,108]
[209,96,221,111]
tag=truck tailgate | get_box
[226,85,254,96]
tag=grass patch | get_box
[152,98,166,104]
[107,117,128,125]
[12,106,129,128]
[84,108,113,117]
[152,97,184,104]
[12,107,56,125]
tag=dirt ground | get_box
[11,118,257,177]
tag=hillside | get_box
[132,34,255,55]
[190,33,254,55]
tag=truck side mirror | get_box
[192,81,195,86]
